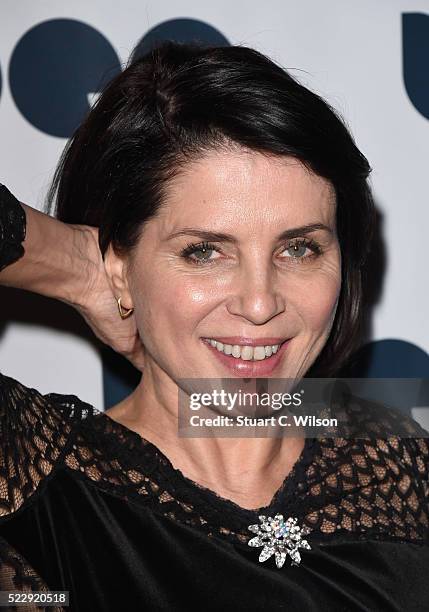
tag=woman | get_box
[0,41,428,611]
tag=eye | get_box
[181,241,221,264]
[180,237,323,265]
[280,238,322,263]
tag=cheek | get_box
[132,270,215,333]
[293,270,341,332]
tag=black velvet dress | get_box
[0,371,428,611]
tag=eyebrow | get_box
[166,223,333,243]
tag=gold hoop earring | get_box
[117,296,134,319]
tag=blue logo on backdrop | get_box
[9,19,121,137]
[402,13,429,120]
[3,14,428,130]
[132,17,229,60]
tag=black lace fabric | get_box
[0,184,27,273]
[0,375,81,611]
[0,370,428,608]
[72,410,429,545]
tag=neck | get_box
[106,365,305,510]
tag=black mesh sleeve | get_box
[0,372,78,519]
[0,184,27,273]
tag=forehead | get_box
[155,148,336,235]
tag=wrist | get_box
[62,223,103,310]
[0,186,103,311]
[0,184,27,272]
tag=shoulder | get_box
[308,394,429,542]
[307,434,429,544]
[0,370,96,428]
[347,394,429,484]
[0,371,97,519]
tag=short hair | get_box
[47,41,376,377]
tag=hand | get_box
[73,225,145,372]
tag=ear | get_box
[103,244,134,310]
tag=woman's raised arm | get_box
[0,185,145,371]
[0,185,97,308]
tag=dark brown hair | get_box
[46,41,376,377]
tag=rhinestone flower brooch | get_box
[247,514,311,568]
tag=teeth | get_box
[253,346,266,361]
[206,340,282,361]
[241,346,253,361]
[232,345,241,358]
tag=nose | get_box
[225,258,286,325]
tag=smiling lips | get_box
[203,338,283,361]
[202,336,291,376]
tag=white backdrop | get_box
[0,0,428,414]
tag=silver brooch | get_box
[248,514,311,568]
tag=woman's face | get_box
[123,148,341,382]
